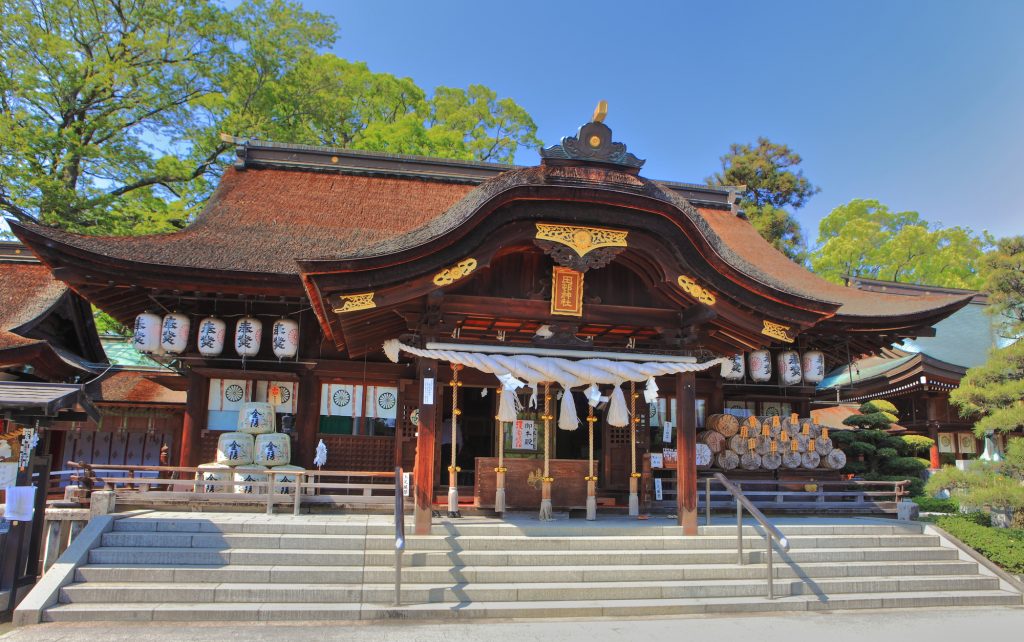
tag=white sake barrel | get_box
[802,351,826,384]
[160,311,190,355]
[233,465,268,494]
[748,350,772,382]
[237,402,275,434]
[271,317,299,359]
[216,432,254,466]
[777,351,802,386]
[197,316,226,357]
[254,432,291,467]
[269,464,305,494]
[721,354,745,380]
[132,311,162,354]
[195,462,231,493]
[234,316,262,357]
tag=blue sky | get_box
[306,0,1024,243]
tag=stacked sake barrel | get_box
[702,413,847,471]
[196,402,302,494]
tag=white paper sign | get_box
[654,478,663,501]
[4,485,35,521]
[422,378,435,405]
[512,420,537,450]
[663,421,673,444]
[0,463,17,489]
[650,453,664,469]
[402,472,411,497]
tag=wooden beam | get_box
[295,370,319,469]
[676,371,698,535]
[413,358,439,535]
[178,369,207,467]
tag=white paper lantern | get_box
[802,351,826,384]
[132,311,162,354]
[777,351,803,386]
[197,317,226,357]
[721,354,745,380]
[233,465,268,494]
[160,312,190,355]
[271,317,299,359]
[237,402,275,434]
[216,432,255,466]
[749,350,772,382]
[234,316,262,357]
[254,433,291,467]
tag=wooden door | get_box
[602,396,650,491]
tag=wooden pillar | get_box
[927,420,941,468]
[676,371,698,535]
[295,371,319,469]
[414,358,439,535]
[178,369,208,467]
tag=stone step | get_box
[113,519,370,536]
[100,532,369,550]
[58,575,1002,605]
[74,559,983,585]
[41,590,1023,622]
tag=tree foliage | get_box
[809,199,993,288]
[706,137,818,261]
[950,237,1024,435]
[0,0,540,235]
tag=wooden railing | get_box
[65,462,406,513]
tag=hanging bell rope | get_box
[628,380,641,517]
[447,364,463,517]
[585,404,597,521]
[540,382,554,521]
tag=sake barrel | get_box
[716,449,739,470]
[823,449,847,470]
[195,462,231,493]
[782,451,802,469]
[216,432,254,466]
[727,434,749,455]
[698,430,725,454]
[776,351,803,386]
[254,432,292,467]
[815,437,834,456]
[695,443,713,469]
[233,465,268,494]
[801,452,821,469]
[748,350,772,382]
[269,464,305,493]
[761,452,782,470]
[237,402,275,434]
[707,413,739,437]
[740,451,762,470]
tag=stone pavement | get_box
[2,606,1023,641]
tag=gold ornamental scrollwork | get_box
[676,275,717,305]
[762,319,795,343]
[333,292,376,314]
[535,223,628,258]
[432,258,477,286]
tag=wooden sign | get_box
[551,266,584,317]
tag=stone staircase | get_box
[40,514,1022,622]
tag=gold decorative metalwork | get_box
[432,258,477,286]
[535,223,628,258]
[762,319,795,343]
[333,292,375,313]
[676,275,717,305]
[592,99,608,123]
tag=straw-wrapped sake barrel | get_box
[696,443,713,469]
[237,402,275,434]
[716,449,740,470]
[216,432,255,466]
[707,413,740,437]
[269,464,306,493]
[254,432,292,467]
[740,451,762,470]
[233,465,268,494]
[697,430,726,454]
[761,452,782,470]
[782,451,802,469]
[801,452,821,469]
[195,462,231,493]
[822,449,847,469]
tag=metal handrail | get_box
[393,466,406,607]
[711,473,790,599]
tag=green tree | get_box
[0,0,540,235]
[706,137,818,261]
[950,237,1024,436]
[809,199,992,288]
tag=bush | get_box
[881,456,928,476]
[912,496,959,513]
[900,435,935,457]
[934,515,1024,574]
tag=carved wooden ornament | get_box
[433,258,477,286]
[333,292,376,314]
[535,224,628,257]
[676,275,717,305]
[761,319,795,343]
[551,266,584,317]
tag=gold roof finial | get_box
[592,100,608,123]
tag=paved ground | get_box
[2,607,1022,641]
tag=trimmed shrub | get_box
[934,515,1024,574]
[900,435,935,457]
[911,496,959,513]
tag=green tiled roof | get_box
[818,354,916,390]
[100,337,161,368]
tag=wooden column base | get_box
[628,476,639,516]
[495,470,506,513]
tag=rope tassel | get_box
[606,384,629,427]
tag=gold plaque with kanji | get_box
[551,266,584,317]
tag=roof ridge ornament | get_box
[540,101,645,170]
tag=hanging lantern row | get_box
[134,311,298,359]
[721,350,825,385]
